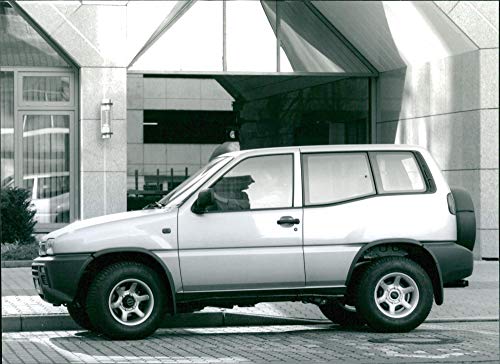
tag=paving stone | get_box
[1,322,499,363]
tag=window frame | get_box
[301,151,376,208]
[198,152,296,214]
[18,71,75,108]
[368,151,430,195]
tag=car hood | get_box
[44,207,175,241]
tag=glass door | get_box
[18,111,75,227]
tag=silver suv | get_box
[33,145,476,339]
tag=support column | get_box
[80,67,128,218]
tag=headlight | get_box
[39,239,55,256]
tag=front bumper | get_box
[32,254,92,305]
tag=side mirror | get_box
[192,188,215,214]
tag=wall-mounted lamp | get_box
[100,98,113,139]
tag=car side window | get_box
[371,152,426,193]
[208,154,293,212]
[303,152,375,206]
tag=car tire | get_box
[319,299,366,327]
[356,257,433,333]
[67,302,95,332]
[86,261,166,340]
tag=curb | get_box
[1,260,33,268]
[1,312,328,333]
[2,313,498,333]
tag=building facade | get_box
[0,1,498,258]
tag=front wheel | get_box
[86,261,166,340]
[319,299,365,327]
[356,257,433,332]
[67,302,95,332]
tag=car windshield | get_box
[157,155,232,207]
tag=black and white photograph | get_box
[0,0,498,363]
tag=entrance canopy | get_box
[128,0,375,75]
[128,0,476,75]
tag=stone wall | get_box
[376,1,499,258]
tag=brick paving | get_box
[2,262,498,321]
[2,321,499,363]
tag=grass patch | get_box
[1,242,38,261]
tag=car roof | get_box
[226,144,428,157]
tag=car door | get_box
[302,152,377,287]
[177,152,305,292]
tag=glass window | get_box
[372,152,426,193]
[0,2,69,67]
[303,153,375,205]
[226,1,277,72]
[1,71,14,188]
[144,110,236,144]
[209,154,293,212]
[237,77,370,149]
[22,114,71,223]
[22,76,70,102]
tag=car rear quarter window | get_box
[371,152,426,193]
[303,153,375,206]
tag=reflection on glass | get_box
[0,3,69,67]
[303,153,374,205]
[239,77,369,149]
[374,153,426,193]
[22,76,70,102]
[210,155,293,211]
[1,71,14,188]
[22,114,70,223]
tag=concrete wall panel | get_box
[80,68,127,120]
[166,99,202,110]
[167,144,202,165]
[449,1,499,48]
[143,98,167,110]
[394,111,480,171]
[480,109,499,169]
[143,144,167,165]
[480,49,499,109]
[143,78,167,99]
[477,230,499,258]
[127,110,143,144]
[80,171,105,219]
[104,172,127,214]
[127,144,144,165]
[127,75,144,110]
[480,169,499,230]
[167,79,202,99]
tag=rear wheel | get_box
[356,257,433,332]
[86,261,166,340]
[319,299,365,327]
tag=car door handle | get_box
[277,216,300,226]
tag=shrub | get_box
[1,242,39,260]
[0,187,36,245]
